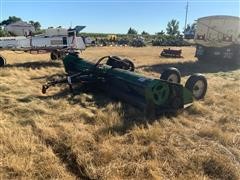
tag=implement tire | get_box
[185,74,207,100]
[50,50,59,60]
[122,58,135,71]
[160,67,181,83]
[0,56,6,67]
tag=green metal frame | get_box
[61,54,194,114]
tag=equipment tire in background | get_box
[106,56,135,71]
[122,58,135,71]
[106,56,121,67]
[185,73,207,100]
[106,56,121,66]
[50,50,59,60]
[0,56,6,67]
[58,50,66,60]
[160,67,181,83]
[110,56,121,60]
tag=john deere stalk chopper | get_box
[42,54,207,115]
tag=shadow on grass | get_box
[18,119,91,179]
[31,73,66,80]
[39,87,176,136]
[36,87,73,101]
[6,60,62,69]
[137,60,240,76]
[98,104,176,136]
[36,85,167,135]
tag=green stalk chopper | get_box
[42,54,207,115]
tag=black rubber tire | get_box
[57,51,66,59]
[122,58,135,71]
[160,67,181,83]
[0,56,6,67]
[50,50,58,60]
[107,56,135,71]
[185,73,207,100]
[106,56,121,66]
[110,56,122,60]
[106,56,121,65]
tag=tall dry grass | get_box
[0,47,240,179]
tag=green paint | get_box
[145,80,170,105]
[183,88,193,105]
[62,55,195,111]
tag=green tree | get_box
[29,20,41,31]
[127,27,138,35]
[0,26,10,37]
[141,31,149,36]
[0,16,22,26]
[184,24,191,33]
[166,19,180,36]
[184,23,196,33]
[155,30,165,36]
[33,22,41,31]
[29,20,34,26]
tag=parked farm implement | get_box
[42,54,207,116]
[0,26,86,67]
[0,47,80,67]
[160,48,183,58]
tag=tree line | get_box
[126,19,196,46]
[0,16,196,40]
[127,19,195,37]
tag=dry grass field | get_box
[0,46,240,179]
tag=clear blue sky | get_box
[1,0,239,34]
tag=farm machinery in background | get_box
[160,48,183,58]
[194,15,240,61]
[0,26,87,67]
[94,35,146,47]
[42,54,207,116]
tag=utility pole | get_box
[184,1,189,32]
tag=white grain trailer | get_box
[194,15,240,61]
[0,36,85,49]
[0,27,86,67]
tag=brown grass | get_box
[0,46,240,179]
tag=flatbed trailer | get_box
[0,46,83,67]
[0,27,86,67]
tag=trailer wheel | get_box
[160,67,181,83]
[110,56,121,60]
[50,50,59,60]
[185,74,207,100]
[57,51,66,59]
[106,56,121,65]
[0,56,6,67]
[106,56,120,66]
[122,59,135,71]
